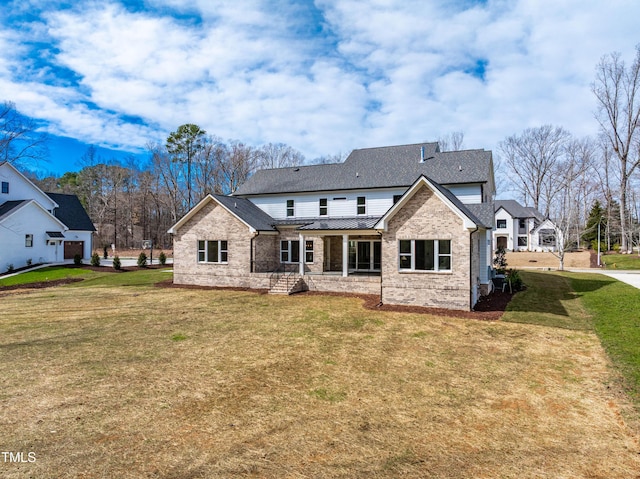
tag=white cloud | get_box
[1,0,640,167]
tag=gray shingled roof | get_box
[465,203,495,229]
[0,200,29,222]
[212,194,277,231]
[495,200,543,220]
[47,193,96,231]
[234,142,493,196]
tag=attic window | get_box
[1,181,8,194]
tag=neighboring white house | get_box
[169,142,496,311]
[494,200,558,252]
[0,161,95,272]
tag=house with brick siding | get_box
[168,142,496,310]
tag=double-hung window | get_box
[1,181,8,194]
[286,200,295,217]
[357,196,366,215]
[198,240,228,263]
[305,240,314,263]
[319,198,328,216]
[25,234,33,247]
[399,239,451,272]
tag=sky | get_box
[1,0,639,176]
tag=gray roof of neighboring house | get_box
[234,142,493,196]
[47,193,96,231]
[495,200,543,220]
[0,200,29,222]
[212,194,277,231]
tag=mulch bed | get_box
[3,265,513,320]
[158,280,514,320]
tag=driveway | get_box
[600,271,640,290]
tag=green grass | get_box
[601,253,640,270]
[0,265,172,288]
[0,266,95,286]
[501,271,592,330]
[504,270,640,407]
[568,273,640,404]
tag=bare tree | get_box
[257,142,304,169]
[592,46,640,252]
[219,141,258,194]
[0,100,48,166]
[499,125,571,216]
[437,131,465,151]
[310,151,347,164]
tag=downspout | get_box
[250,231,259,273]
[378,231,383,307]
[469,225,479,311]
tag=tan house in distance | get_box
[169,142,496,310]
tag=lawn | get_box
[1,269,639,478]
[601,252,640,270]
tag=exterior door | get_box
[496,236,507,250]
[64,241,84,259]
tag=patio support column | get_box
[342,234,348,277]
[299,233,304,276]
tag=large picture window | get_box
[198,240,228,263]
[398,240,451,272]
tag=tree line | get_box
[2,46,640,255]
[498,46,640,259]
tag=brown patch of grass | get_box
[1,286,639,478]
[506,251,592,269]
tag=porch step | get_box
[269,275,306,295]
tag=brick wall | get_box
[173,200,255,287]
[381,184,472,310]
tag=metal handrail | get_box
[269,263,301,291]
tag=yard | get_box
[1,268,639,478]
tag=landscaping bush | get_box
[493,246,507,274]
[113,256,122,270]
[26,258,32,267]
[91,253,101,267]
[137,252,147,268]
[159,252,167,266]
[74,254,82,265]
[505,269,523,292]
[7,264,14,273]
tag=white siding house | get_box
[0,162,95,272]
